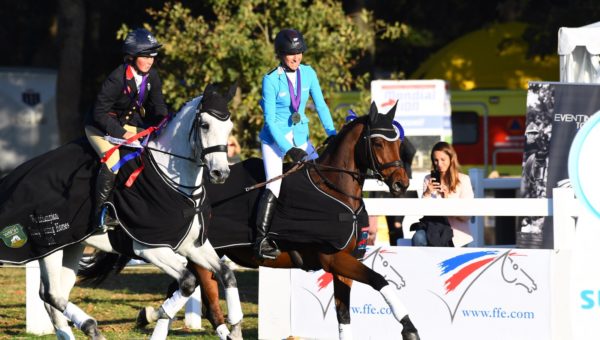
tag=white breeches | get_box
[261,131,318,197]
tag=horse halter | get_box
[189,100,231,165]
[363,120,404,181]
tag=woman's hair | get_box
[430,141,461,193]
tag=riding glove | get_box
[286,147,308,163]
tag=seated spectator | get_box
[412,141,474,247]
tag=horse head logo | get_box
[362,247,406,290]
[500,252,537,293]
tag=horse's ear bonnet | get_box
[368,101,403,141]
[200,82,237,121]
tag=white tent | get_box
[558,22,600,82]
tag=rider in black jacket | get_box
[85,28,168,230]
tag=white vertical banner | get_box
[26,261,54,335]
[570,210,600,340]
[567,110,600,340]
[258,267,292,340]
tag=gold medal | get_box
[139,106,146,117]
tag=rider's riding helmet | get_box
[274,29,307,56]
[122,28,162,58]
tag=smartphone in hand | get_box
[431,170,441,183]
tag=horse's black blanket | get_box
[110,152,203,251]
[0,139,201,264]
[207,158,368,251]
[0,140,96,264]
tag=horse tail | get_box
[77,251,131,286]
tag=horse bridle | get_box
[363,120,404,182]
[309,118,405,200]
[146,100,230,191]
[188,101,231,165]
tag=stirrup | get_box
[98,206,118,232]
[256,238,281,260]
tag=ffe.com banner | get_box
[279,246,552,340]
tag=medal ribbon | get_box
[124,65,149,110]
[285,69,301,114]
[136,75,148,107]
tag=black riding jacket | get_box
[92,63,168,138]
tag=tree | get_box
[56,0,85,143]
[120,0,414,156]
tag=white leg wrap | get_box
[62,302,92,329]
[161,289,190,319]
[338,323,353,340]
[216,323,231,340]
[150,318,172,340]
[380,285,408,323]
[225,287,244,325]
[55,326,76,340]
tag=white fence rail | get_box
[363,168,581,249]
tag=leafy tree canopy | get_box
[118,0,423,156]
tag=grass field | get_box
[0,265,259,339]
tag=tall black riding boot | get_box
[254,189,281,260]
[94,165,117,231]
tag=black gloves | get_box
[286,147,308,163]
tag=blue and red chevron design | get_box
[438,250,500,293]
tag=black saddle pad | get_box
[111,153,201,249]
[206,158,368,251]
[0,139,202,264]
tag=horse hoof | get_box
[136,306,154,328]
[80,318,104,340]
[229,321,243,340]
[400,315,420,340]
[401,331,420,340]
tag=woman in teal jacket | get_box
[255,28,336,260]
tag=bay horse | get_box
[83,102,421,339]
[0,83,243,340]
